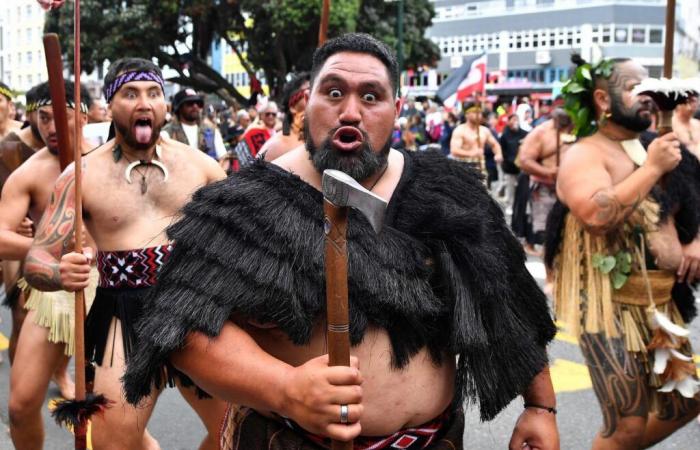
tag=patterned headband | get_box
[104,70,165,103]
[0,86,14,100]
[34,97,90,114]
[288,89,306,109]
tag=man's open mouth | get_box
[134,117,153,144]
[332,126,364,152]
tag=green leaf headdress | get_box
[561,56,615,137]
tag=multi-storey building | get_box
[408,0,700,98]
[0,0,48,93]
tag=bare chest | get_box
[28,165,61,222]
[83,160,206,242]
[604,147,637,183]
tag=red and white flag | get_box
[436,53,487,109]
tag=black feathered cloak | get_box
[123,150,556,421]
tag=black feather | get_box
[51,394,111,429]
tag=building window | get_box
[17,52,21,64]
[602,26,611,43]
[27,51,32,64]
[26,5,32,18]
[28,74,33,85]
[614,27,628,43]
[631,27,646,43]
[649,28,663,44]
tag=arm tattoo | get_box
[584,188,640,234]
[24,173,76,291]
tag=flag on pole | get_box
[435,53,487,109]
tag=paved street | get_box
[0,259,699,449]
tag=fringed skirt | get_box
[20,268,98,356]
[219,405,465,450]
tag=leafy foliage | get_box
[561,58,615,137]
[592,250,632,289]
[45,0,439,105]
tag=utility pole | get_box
[397,0,404,76]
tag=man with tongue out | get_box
[121,34,559,450]
[24,58,227,449]
[0,80,98,450]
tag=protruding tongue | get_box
[332,127,363,152]
[134,124,153,144]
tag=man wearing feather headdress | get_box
[550,55,700,449]
[121,33,560,450]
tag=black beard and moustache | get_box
[114,117,165,151]
[30,121,42,143]
[304,117,391,181]
[608,90,652,132]
[180,109,200,124]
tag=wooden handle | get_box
[324,201,350,367]
[42,34,73,171]
[657,110,673,137]
[318,0,331,46]
[73,2,89,449]
[663,0,675,78]
[323,200,353,450]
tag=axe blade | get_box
[322,169,387,234]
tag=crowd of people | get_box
[0,27,699,450]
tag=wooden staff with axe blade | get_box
[43,2,110,448]
[322,169,387,450]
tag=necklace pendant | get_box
[112,145,122,162]
[140,176,147,195]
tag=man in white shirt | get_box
[162,88,227,159]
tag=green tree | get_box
[46,0,439,105]
[357,0,440,70]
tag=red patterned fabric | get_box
[283,410,451,449]
[97,245,172,288]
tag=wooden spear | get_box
[71,0,90,446]
[42,34,73,171]
[46,2,109,447]
[663,0,675,79]
[319,0,331,46]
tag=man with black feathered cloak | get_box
[122,33,560,450]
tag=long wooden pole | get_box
[42,35,73,171]
[317,3,351,449]
[72,1,88,448]
[663,0,675,78]
[318,0,330,46]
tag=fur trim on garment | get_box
[123,150,556,421]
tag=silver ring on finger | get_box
[340,404,349,424]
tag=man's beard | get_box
[304,118,391,181]
[609,90,652,132]
[30,122,42,143]
[114,118,164,151]
[180,110,200,124]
